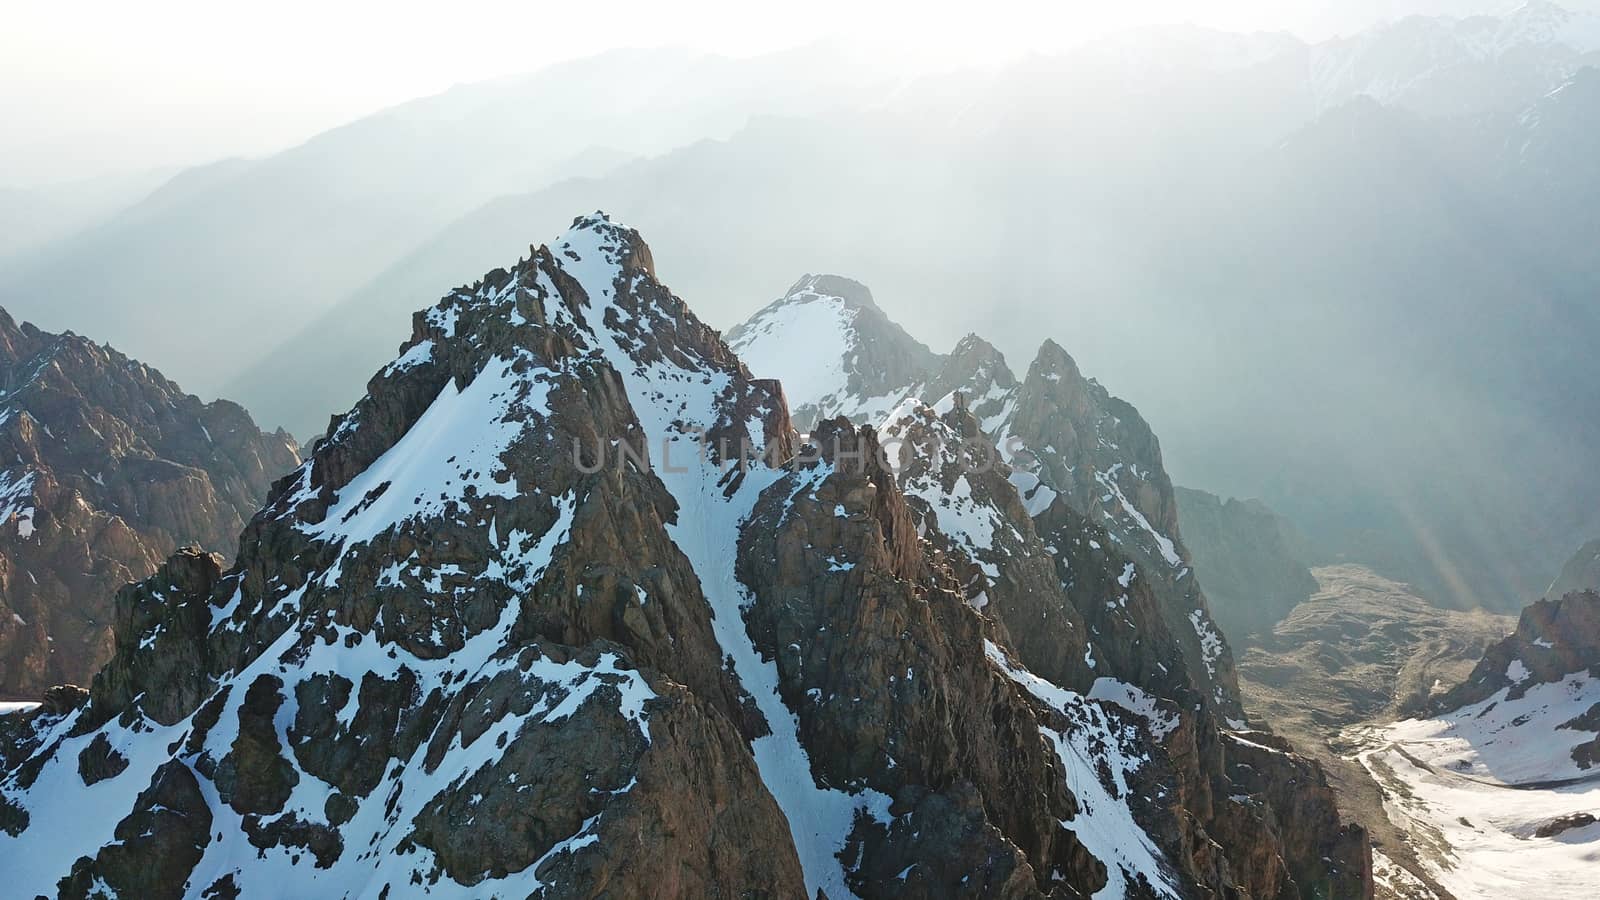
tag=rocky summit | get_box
[0,215,1368,898]
[0,309,300,698]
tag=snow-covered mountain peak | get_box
[550,210,654,283]
[726,273,942,428]
[783,272,879,311]
[1497,0,1600,53]
[1309,1,1600,115]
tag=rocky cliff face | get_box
[0,309,300,697]
[0,218,1369,898]
[733,279,1244,721]
[1173,487,1318,641]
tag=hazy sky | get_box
[1,0,1526,187]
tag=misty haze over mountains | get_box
[9,5,1600,897]
[4,1,1599,621]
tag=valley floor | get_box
[1236,565,1517,899]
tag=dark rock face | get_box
[1219,731,1372,899]
[0,308,300,697]
[738,419,1101,894]
[59,761,214,900]
[1001,341,1244,721]
[1535,812,1597,838]
[1174,487,1319,642]
[0,218,1370,898]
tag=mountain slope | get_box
[0,308,300,697]
[0,215,1368,898]
[1550,537,1600,598]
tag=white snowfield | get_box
[0,702,39,715]
[1356,668,1600,900]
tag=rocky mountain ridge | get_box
[0,215,1368,898]
[731,276,1244,721]
[0,308,300,697]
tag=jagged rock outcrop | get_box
[0,218,1370,898]
[1174,487,1318,641]
[0,309,300,697]
[999,340,1244,720]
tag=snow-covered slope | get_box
[1357,680,1600,899]
[725,274,943,429]
[1387,670,1600,784]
